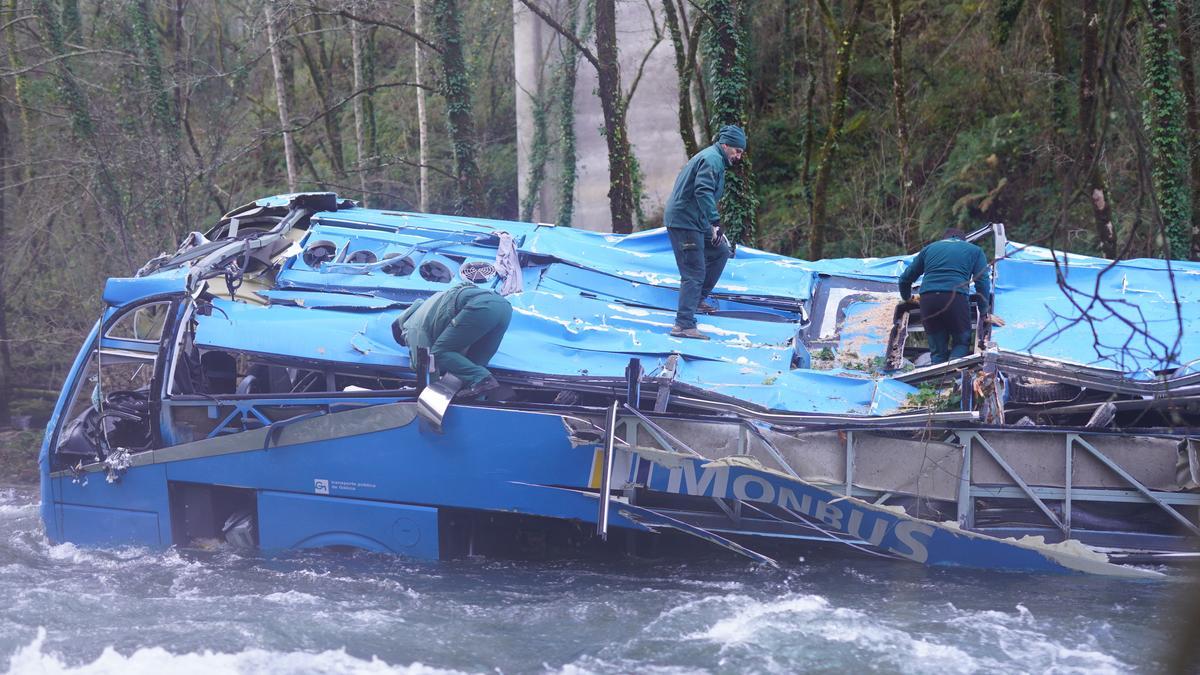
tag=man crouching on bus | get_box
[393,283,513,398]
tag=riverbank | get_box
[0,430,40,485]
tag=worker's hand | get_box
[910,294,920,304]
[987,314,1006,327]
[712,225,731,249]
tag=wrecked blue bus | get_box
[37,192,1200,577]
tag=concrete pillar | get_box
[513,1,693,232]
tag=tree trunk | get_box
[265,1,298,192]
[350,1,370,206]
[6,0,29,190]
[701,0,756,245]
[681,2,705,142]
[297,14,346,177]
[800,0,866,259]
[594,0,635,232]
[1179,0,1200,255]
[1039,0,1072,230]
[799,2,816,215]
[34,0,132,267]
[415,0,429,211]
[431,0,484,215]
[889,0,917,249]
[663,0,698,157]
[1143,0,1192,258]
[557,0,588,227]
[61,0,80,42]
[1080,0,1118,258]
[519,71,552,222]
[131,0,175,136]
[0,74,10,427]
[1040,0,1069,141]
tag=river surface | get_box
[0,485,1190,674]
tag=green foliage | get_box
[431,0,484,216]
[0,430,42,484]
[557,0,591,227]
[129,0,175,135]
[701,0,759,245]
[919,112,1036,235]
[34,0,95,141]
[904,382,961,411]
[991,0,1025,46]
[1143,0,1193,259]
[519,84,553,222]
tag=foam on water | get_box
[5,628,473,675]
[262,590,324,605]
[0,487,1180,673]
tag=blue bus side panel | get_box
[258,491,439,560]
[53,465,173,545]
[60,504,161,547]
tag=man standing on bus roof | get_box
[663,124,744,340]
[898,227,1003,364]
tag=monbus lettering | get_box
[815,500,844,530]
[668,461,934,563]
[732,474,774,502]
[845,509,889,547]
[890,520,935,563]
[667,462,729,498]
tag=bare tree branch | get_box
[313,6,442,54]
[516,0,599,69]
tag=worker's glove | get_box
[712,225,731,250]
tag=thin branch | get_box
[517,0,599,69]
[812,0,840,35]
[316,7,441,54]
[625,4,664,104]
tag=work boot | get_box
[697,299,718,314]
[458,376,500,399]
[670,325,710,340]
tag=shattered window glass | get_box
[106,301,171,342]
[62,351,156,422]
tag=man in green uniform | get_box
[898,227,1001,364]
[392,282,513,398]
[662,125,745,340]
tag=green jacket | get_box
[898,237,993,312]
[663,143,729,232]
[395,283,491,354]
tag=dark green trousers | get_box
[431,294,512,386]
[668,227,731,329]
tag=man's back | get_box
[399,283,489,350]
[902,238,989,297]
[663,144,727,231]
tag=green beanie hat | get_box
[716,125,747,149]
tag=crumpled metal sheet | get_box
[992,243,1200,377]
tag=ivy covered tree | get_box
[518,0,637,232]
[797,0,867,259]
[431,0,484,216]
[1144,0,1193,259]
[701,0,757,246]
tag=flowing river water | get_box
[0,486,1191,674]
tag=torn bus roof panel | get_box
[992,243,1200,378]
[192,291,920,415]
[197,199,1200,408]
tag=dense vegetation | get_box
[1,0,1197,426]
